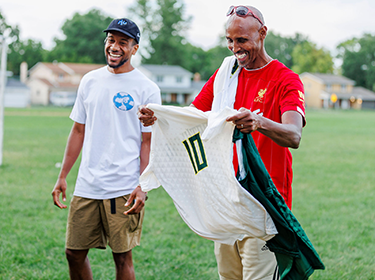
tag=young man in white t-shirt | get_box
[51,18,161,280]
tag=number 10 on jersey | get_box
[182,133,208,174]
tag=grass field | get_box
[0,107,374,280]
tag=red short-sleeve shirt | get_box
[192,60,305,209]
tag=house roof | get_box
[323,86,375,101]
[29,62,105,75]
[6,78,29,88]
[347,87,375,101]
[60,63,105,74]
[300,72,355,86]
[140,64,193,76]
[32,78,78,90]
[54,81,80,89]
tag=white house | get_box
[138,64,206,105]
[4,77,31,108]
[25,62,104,106]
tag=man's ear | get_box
[259,25,267,40]
[132,43,139,55]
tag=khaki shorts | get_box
[214,237,279,280]
[66,195,144,253]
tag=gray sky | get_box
[1,0,375,53]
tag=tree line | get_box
[1,0,375,91]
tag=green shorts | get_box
[66,195,144,253]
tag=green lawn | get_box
[0,107,374,279]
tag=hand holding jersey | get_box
[227,108,303,148]
[138,105,157,126]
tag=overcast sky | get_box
[2,0,375,54]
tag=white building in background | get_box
[300,72,375,110]
[24,62,105,106]
[4,78,30,108]
[138,64,206,105]
[1,61,30,108]
[21,61,206,107]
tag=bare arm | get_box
[139,132,152,174]
[51,122,85,209]
[124,132,151,215]
[138,104,197,127]
[227,109,303,148]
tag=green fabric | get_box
[233,129,325,280]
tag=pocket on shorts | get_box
[123,196,144,232]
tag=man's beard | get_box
[107,56,129,69]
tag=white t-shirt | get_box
[140,104,277,245]
[70,66,161,199]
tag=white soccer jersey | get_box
[140,104,277,245]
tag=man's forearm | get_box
[58,123,85,179]
[139,132,152,175]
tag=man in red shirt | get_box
[139,5,305,280]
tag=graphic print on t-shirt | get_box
[113,92,135,111]
[254,88,267,103]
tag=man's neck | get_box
[107,64,134,74]
[245,52,273,70]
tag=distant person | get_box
[139,5,305,280]
[52,18,161,280]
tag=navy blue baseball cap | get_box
[103,18,141,44]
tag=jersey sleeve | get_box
[191,70,219,112]
[279,72,306,126]
[70,76,87,124]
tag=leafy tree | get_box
[291,41,333,74]
[129,0,191,65]
[199,37,232,80]
[337,34,375,91]
[1,13,11,36]
[179,23,231,80]
[47,9,113,64]
[7,39,46,75]
[265,31,308,69]
[1,9,23,75]
[0,11,19,43]
[181,43,208,76]
[127,0,154,59]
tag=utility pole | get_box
[0,36,8,166]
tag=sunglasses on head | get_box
[226,6,264,26]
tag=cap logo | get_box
[117,19,128,26]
